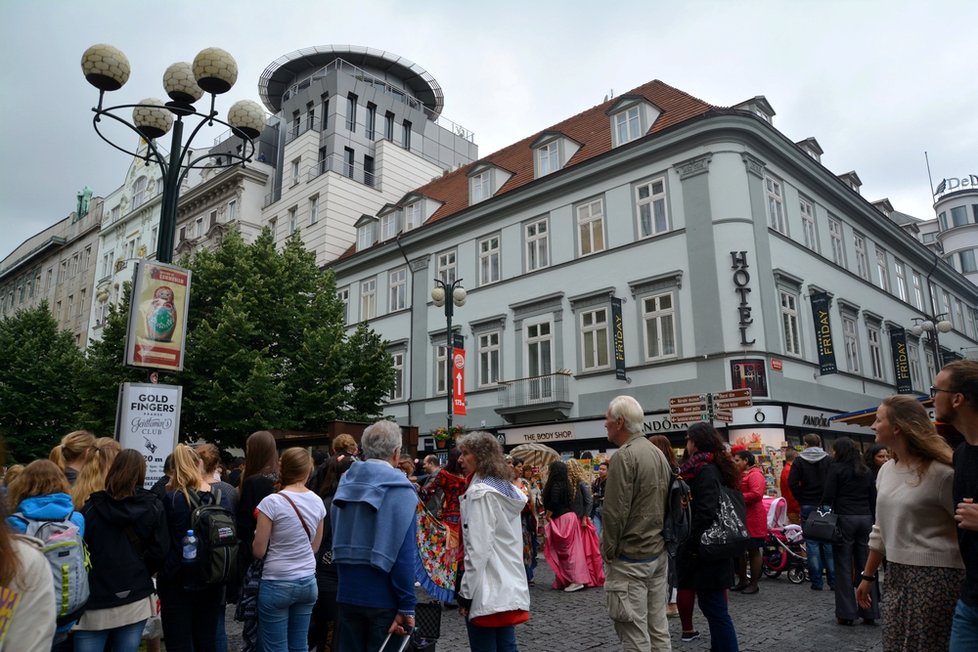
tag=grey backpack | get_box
[14,514,91,625]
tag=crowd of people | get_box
[2,360,978,652]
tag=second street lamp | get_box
[432,279,466,430]
[910,313,953,373]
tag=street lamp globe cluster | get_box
[81,44,266,264]
[910,314,953,371]
[432,279,466,429]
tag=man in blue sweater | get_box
[332,420,417,651]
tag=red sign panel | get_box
[452,346,466,416]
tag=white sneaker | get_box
[563,583,585,592]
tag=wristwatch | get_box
[859,573,877,583]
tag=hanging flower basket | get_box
[432,424,465,448]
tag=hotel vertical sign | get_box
[889,327,913,394]
[809,291,837,375]
[730,252,755,346]
[611,297,626,380]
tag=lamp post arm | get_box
[91,106,170,174]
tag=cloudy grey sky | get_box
[1,0,975,262]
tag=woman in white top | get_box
[857,394,964,651]
[253,448,326,652]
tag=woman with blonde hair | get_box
[52,430,96,485]
[158,444,231,652]
[75,450,169,652]
[71,437,121,510]
[857,394,963,651]
[253,448,326,651]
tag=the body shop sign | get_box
[116,382,182,489]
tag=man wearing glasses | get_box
[933,360,978,651]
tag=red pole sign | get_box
[452,345,466,416]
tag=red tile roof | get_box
[338,79,718,261]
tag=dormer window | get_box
[607,96,661,148]
[471,171,491,203]
[733,96,776,125]
[404,201,423,230]
[615,106,642,145]
[355,215,378,251]
[531,132,581,178]
[380,212,399,240]
[538,141,559,176]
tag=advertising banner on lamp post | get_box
[611,297,626,380]
[809,291,837,375]
[124,261,191,371]
[452,337,466,416]
[889,327,913,394]
[116,382,181,490]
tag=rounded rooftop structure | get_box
[258,45,444,117]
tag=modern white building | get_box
[330,79,978,454]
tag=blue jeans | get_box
[258,576,318,652]
[800,505,835,589]
[336,604,397,652]
[73,621,146,652]
[466,620,518,652]
[592,509,603,538]
[950,599,978,652]
[697,590,739,652]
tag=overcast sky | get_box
[1,0,975,262]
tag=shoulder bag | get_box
[698,485,750,560]
[802,508,841,543]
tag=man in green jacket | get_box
[601,395,673,651]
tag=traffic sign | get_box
[669,412,709,424]
[670,404,709,415]
[714,409,734,422]
[714,388,751,401]
[714,388,753,409]
[669,394,706,407]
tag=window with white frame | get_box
[525,218,549,272]
[960,249,978,274]
[388,351,404,401]
[380,213,397,241]
[288,207,297,235]
[842,314,860,373]
[765,176,786,234]
[357,223,374,251]
[943,290,954,327]
[133,177,147,208]
[389,268,407,312]
[642,292,677,361]
[337,287,349,323]
[537,141,559,176]
[894,260,908,302]
[911,271,924,309]
[875,247,890,291]
[867,324,884,379]
[227,200,237,223]
[909,342,922,390]
[925,349,936,385]
[478,331,501,387]
[435,344,448,394]
[614,106,642,145]
[580,308,610,371]
[636,177,669,238]
[404,202,422,231]
[800,197,817,251]
[471,171,491,203]
[853,233,869,279]
[291,159,300,186]
[577,198,605,256]
[780,290,801,355]
[525,320,554,400]
[436,250,457,284]
[308,196,319,225]
[479,235,500,285]
[360,278,376,320]
[828,217,846,266]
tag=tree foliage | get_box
[0,303,86,462]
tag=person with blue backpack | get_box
[5,459,88,644]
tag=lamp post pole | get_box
[910,313,953,376]
[81,44,266,265]
[432,278,466,429]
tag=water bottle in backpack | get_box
[182,530,198,563]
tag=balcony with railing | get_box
[285,115,322,145]
[494,371,574,424]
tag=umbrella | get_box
[509,442,560,473]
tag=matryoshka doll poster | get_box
[125,261,192,371]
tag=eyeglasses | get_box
[930,385,958,398]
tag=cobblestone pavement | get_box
[225,560,884,651]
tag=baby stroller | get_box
[761,497,808,584]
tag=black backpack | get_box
[185,489,238,587]
[663,473,692,552]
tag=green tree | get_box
[82,227,394,450]
[0,303,87,462]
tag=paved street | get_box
[226,560,883,651]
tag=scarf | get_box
[679,451,715,481]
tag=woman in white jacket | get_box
[457,432,531,652]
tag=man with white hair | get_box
[602,395,673,651]
[332,420,417,651]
